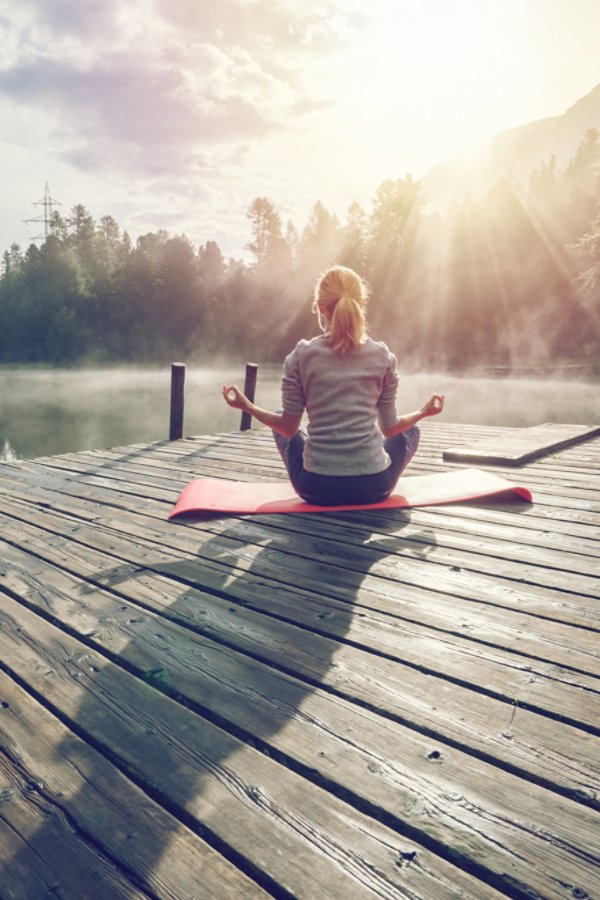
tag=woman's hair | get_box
[313,265,369,353]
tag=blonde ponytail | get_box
[314,266,369,353]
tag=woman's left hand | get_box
[222,384,250,411]
[420,394,445,417]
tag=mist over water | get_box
[399,372,600,428]
[1,366,599,461]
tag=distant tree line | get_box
[1,129,599,369]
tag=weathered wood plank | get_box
[1,557,599,899]
[75,433,600,497]
[0,672,268,900]
[115,440,600,505]
[1,514,599,803]
[15,441,600,557]
[442,423,600,466]
[50,443,600,498]
[2,527,597,810]
[2,460,597,610]
[10,428,600,529]
[1,509,599,735]
[2,493,599,684]
[159,425,600,477]
[20,426,600,503]
[2,466,598,636]
[7,450,599,562]
[0,592,501,900]
[20,441,600,525]
[2,426,600,899]
[251,503,600,573]
[0,749,151,900]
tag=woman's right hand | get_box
[222,384,250,411]
[420,394,445,417]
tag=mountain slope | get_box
[420,82,600,208]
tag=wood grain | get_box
[1,423,599,899]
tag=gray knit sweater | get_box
[281,335,399,475]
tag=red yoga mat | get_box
[168,468,532,518]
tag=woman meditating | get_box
[223,265,444,506]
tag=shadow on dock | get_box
[6,509,440,895]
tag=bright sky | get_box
[1,0,599,259]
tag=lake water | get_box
[1,365,599,461]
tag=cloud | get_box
[151,0,346,54]
[0,0,368,257]
[0,53,289,181]
[0,0,352,178]
[26,0,121,38]
[0,53,272,145]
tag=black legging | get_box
[273,425,420,506]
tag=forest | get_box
[1,129,599,371]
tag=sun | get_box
[344,0,529,167]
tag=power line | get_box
[24,183,62,242]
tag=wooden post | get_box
[240,363,258,431]
[169,362,185,440]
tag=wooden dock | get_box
[0,423,598,899]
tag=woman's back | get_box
[282,335,399,476]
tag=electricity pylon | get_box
[24,183,62,242]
